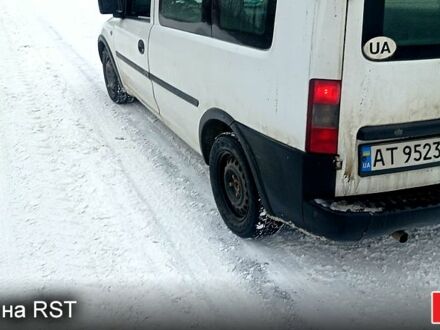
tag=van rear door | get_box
[337,0,440,197]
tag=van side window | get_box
[127,0,151,18]
[159,0,211,36]
[213,0,277,49]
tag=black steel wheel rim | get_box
[220,152,249,220]
[104,58,119,99]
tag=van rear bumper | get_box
[303,184,440,241]
[234,121,440,241]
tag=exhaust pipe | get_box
[391,230,409,243]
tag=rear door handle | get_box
[138,40,145,54]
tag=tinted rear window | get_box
[213,0,277,49]
[363,0,440,60]
[159,0,211,36]
[161,0,203,23]
[127,0,151,17]
[218,0,269,35]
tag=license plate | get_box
[359,137,440,176]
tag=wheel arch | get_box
[199,109,235,164]
[98,35,124,88]
[199,108,273,214]
[98,35,110,63]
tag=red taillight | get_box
[306,79,341,155]
[312,80,341,106]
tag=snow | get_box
[314,199,385,213]
[0,0,439,329]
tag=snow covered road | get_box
[0,1,439,329]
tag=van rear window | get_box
[213,0,277,49]
[218,0,269,36]
[363,0,440,60]
[159,0,211,36]
[161,0,202,23]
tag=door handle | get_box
[138,40,145,54]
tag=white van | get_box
[97,0,440,241]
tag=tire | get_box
[209,133,261,238]
[102,49,135,104]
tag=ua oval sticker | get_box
[363,37,397,61]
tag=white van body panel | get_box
[147,0,348,154]
[114,17,159,113]
[336,0,440,197]
[309,1,347,80]
[100,18,119,58]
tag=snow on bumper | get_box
[305,184,440,241]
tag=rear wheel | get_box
[209,133,261,238]
[102,49,134,104]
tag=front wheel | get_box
[102,49,134,104]
[209,133,260,238]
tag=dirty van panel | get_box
[337,0,440,197]
[309,0,348,80]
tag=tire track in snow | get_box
[0,3,218,326]
[0,1,304,328]
[1,14,225,330]
[36,18,302,329]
